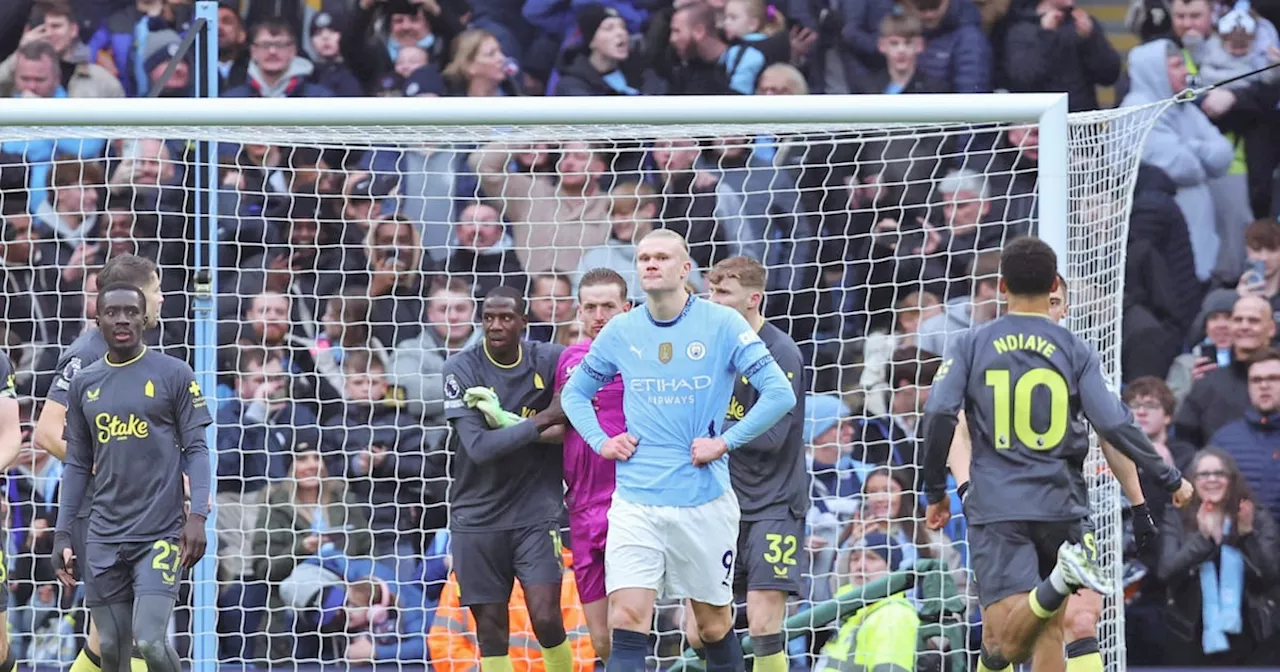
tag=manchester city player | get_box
[919,237,1186,672]
[53,284,212,672]
[561,230,795,672]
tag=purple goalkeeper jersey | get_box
[556,340,620,513]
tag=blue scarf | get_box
[1199,519,1244,654]
[387,34,436,62]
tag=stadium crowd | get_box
[0,0,1278,668]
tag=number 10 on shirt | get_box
[984,367,1069,452]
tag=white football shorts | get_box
[604,489,740,605]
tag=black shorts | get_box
[734,514,805,596]
[969,519,1086,608]
[451,523,564,606]
[85,539,183,607]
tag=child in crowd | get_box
[721,0,790,93]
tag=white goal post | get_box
[0,91,1170,672]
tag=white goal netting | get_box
[0,99,1167,671]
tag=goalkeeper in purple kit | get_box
[561,230,796,672]
[553,268,633,662]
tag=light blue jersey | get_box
[562,295,796,507]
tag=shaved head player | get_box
[919,237,1187,672]
[53,283,212,672]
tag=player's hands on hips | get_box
[690,437,728,465]
[601,433,638,461]
[1131,503,1158,550]
[925,500,951,531]
[52,531,76,589]
[1172,478,1194,509]
[179,514,207,569]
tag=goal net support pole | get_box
[192,2,220,666]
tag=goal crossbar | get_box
[0,93,1070,127]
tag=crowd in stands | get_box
[0,0,1278,667]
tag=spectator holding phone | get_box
[1168,289,1238,402]
[1235,218,1280,338]
[1175,295,1276,447]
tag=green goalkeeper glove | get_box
[463,387,524,429]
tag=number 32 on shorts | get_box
[151,541,181,586]
[763,534,798,577]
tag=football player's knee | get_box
[695,611,733,643]
[528,611,566,647]
[590,633,611,661]
[609,601,649,631]
[476,629,510,658]
[135,638,167,664]
[1065,602,1100,642]
[1005,636,1041,665]
[96,624,125,657]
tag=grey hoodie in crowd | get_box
[1121,40,1234,283]
[916,298,983,358]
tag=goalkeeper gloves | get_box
[1131,503,1158,551]
[463,387,524,429]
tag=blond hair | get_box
[639,228,691,258]
[879,12,922,39]
[442,29,498,87]
[608,181,657,218]
[727,0,786,35]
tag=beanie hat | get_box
[143,30,184,76]
[804,393,849,446]
[577,4,621,46]
[403,65,446,97]
[855,532,904,572]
